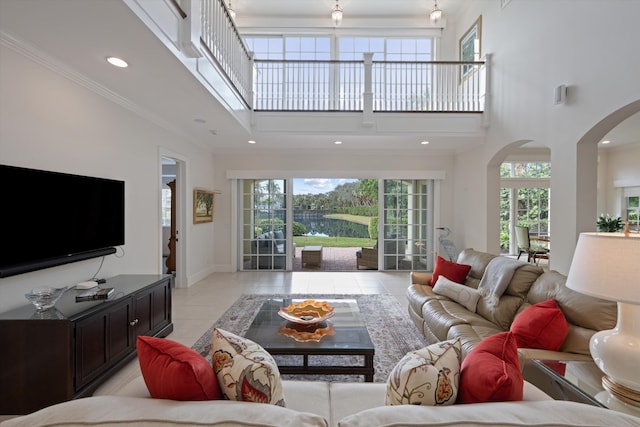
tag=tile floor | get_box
[94,270,411,395]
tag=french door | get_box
[381,179,434,271]
[240,179,289,271]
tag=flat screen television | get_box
[0,164,125,278]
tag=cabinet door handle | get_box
[129,319,139,326]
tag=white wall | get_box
[598,145,640,217]
[451,0,640,273]
[0,46,215,312]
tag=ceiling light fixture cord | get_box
[331,0,343,27]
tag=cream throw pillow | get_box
[211,328,285,406]
[433,276,481,312]
[385,339,462,406]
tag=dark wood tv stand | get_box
[0,274,173,415]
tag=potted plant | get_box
[596,214,623,232]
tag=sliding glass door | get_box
[240,179,289,270]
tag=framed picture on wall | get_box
[459,16,482,79]
[193,188,214,223]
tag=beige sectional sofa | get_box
[3,376,640,426]
[407,248,618,361]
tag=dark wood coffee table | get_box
[244,298,375,381]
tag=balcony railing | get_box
[200,0,253,106]
[253,59,486,112]
[373,61,485,112]
[199,0,487,113]
[252,60,364,111]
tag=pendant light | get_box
[331,0,343,27]
[430,1,443,24]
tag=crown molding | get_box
[0,30,190,141]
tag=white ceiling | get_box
[600,112,640,149]
[0,0,636,154]
[229,0,466,21]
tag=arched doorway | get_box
[485,100,640,273]
[573,100,640,253]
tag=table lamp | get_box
[565,231,640,406]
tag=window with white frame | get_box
[244,36,330,60]
[500,162,551,254]
[246,36,332,109]
[243,37,284,59]
[338,37,434,110]
[246,35,434,111]
[245,35,432,61]
[625,192,639,232]
[338,37,385,60]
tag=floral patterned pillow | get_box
[211,328,285,406]
[385,339,462,406]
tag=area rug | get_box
[191,294,428,383]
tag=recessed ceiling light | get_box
[421,140,430,145]
[106,56,128,68]
[334,140,343,145]
[248,140,256,144]
[601,140,611,144]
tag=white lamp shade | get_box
[566,232,640,305]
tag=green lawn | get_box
[293,235,376,248]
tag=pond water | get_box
[294,212,368,238]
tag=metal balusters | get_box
[252,58,485,112]
[200,0,252,106]
[199,2,485,112]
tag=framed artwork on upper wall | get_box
[459,15,482,79]
[193,188,214,223]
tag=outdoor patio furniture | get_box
[356,247,378,269]
[302,245,323,266]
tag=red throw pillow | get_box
[457,332,523,403]
[430,256,472,286]
[510,299,569,351]
[137,336,221,401]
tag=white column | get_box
[362,52,374,126]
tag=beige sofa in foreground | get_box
[2,376,639,427]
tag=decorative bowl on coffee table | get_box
[278,300,335,325]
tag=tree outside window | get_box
[500,162,551,253]
[626,195,639,232]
